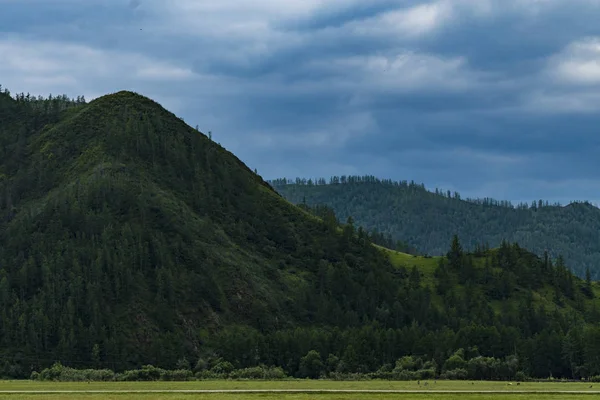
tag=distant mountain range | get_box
[272,176,600,279]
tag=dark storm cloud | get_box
[4,0,600,202]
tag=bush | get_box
[395,356,421,372]
[299,350,324,379]
[175,357,191,370]
[226,365,289,380]
[38,363,65,381]
[160,369,193,381]
[264,366,287,380]
[194,358,209,372]
[37,363,115,382]
[370,365,394,380]
[466,356,498,380]
[443,350,467,372]
[395,370,419,380]
[515,371,529,382]
[81,369,115,381]
[230,366,266,380]
[440,368,468,380]
[416,368,436,379]
[4,363,25,379]
[210,361,234,375]
[119,365,165,381]
[422,360,438,371]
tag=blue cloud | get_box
[4,0,600,203]
[280,1,403,31]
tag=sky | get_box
[3,0,600,204]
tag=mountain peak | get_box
[88,90,166,113]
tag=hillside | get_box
[273,177,600,279]
[0,88,403,371]
[1,87,600,381]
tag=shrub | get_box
[395,370,419,380]
[515,371,529,382]
[194,358,209,372]
[37,363,115,382]
[175,357,191,370]
[443,349,467,372]
[264,366,287,380]
[38,363,65,381]
[440,368,468,380]
[119,365,165,381]
[160,369,193,381]
[395,356,421,372]
[299,350,324,379]
[416,368,436,379]
[230,366,266,380]
[370,365,394,380]
[210,361,234,375]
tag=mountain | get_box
[0,88,401,373]
[1,87,600,381]
[272,177,600,279]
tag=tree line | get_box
[270,176,581,210]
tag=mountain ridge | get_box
[1,86,600,381]
[272,176,600,279]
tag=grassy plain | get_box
[0,380,599,399]
[0,395,597,400]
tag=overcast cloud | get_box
[3,0,600,204]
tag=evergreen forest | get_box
[273,177,600,279]
[1,86,600,381]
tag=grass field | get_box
[0,395,597,400]
[378,246,440,284]
[0,380,599,399]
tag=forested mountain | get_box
[272,176,600,279]
[1,87,600,381]
[0,87,405,372]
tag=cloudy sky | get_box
[3,0,600,204]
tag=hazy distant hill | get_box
[273,176,600,279]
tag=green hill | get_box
[0,88,403,373]
[272,177,600,279]
[1,87,600,380]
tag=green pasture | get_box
[0,380,599,399]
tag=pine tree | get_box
[447,234,463,269]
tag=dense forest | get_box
[1,86,600,381]
[298,203,421,255]
[272,176,600,279]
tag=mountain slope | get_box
[1,88,600,380]
[0,90,399,371]
[273,177,600,278]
